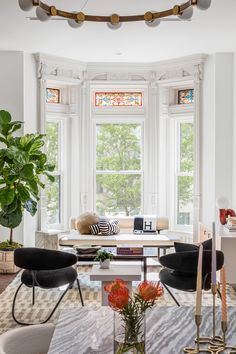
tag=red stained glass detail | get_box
[95,92,143,107]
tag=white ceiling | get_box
[0,0,236,63]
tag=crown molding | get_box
[34,52,208,83]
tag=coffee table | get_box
[48,306,236,354]
[90,264,142,305]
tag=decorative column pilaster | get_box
[193,63,203,241]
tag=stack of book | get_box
[117,247,143,256]
[224,223,236,232]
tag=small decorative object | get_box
[95,249,113,269]
[105,278,163,353]
[216,196,236,225]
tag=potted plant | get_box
[0,110,55,273]
[95,249,113,269]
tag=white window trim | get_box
[174,116,194,232]
[45,113,69,231]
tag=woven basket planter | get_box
[0,250,19,274]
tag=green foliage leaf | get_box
[4,197,19,214]
[6,146,27,166]
[20,163,34,179]
[45,164,55,172]
[0,187,15,206]
[0,110,11,128]
[24,198,37,216]
[0,207,22,229]
[45,173,55,182]
[17,184,30,202]
[27,178,39,195]
[20,135,32,148]
[0,137,7,145]
[29,139,44,153]
[10,122,22,134]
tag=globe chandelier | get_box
[18,0,211,29]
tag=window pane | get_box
[46,122,59,170]
[178,89,194,104]
[96,174,141,217]
[46,88,60,104]
[179,122,194,172]
[46,175,61,224]
[96,124,141,171]
[95,92,143,107]
[177,176,193,226]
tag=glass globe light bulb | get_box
[197,0,211,10]
[178,6,193,20]
[18,0,33,11]
[36,7,50,22]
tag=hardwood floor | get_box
[0,273,17,294]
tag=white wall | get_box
[23,53,38,246]
[201,53,234,229]
[0,51,38,246]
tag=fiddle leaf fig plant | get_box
[0,110,55,248]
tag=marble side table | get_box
[90,264,142,305]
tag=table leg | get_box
[101,281,132,306]
[144,258,147,281]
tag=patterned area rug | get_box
[1,265,236,335]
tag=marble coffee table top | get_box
[48,306,236,354]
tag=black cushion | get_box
[174,239,212,253]
[14,248,77,270]
[159,268,211,292]
[174,242,198,253]
[21,267,77,289]
[202,238,212,250]
[159,250,224,275]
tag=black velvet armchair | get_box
[159,240,224,306]
[12,248,84,325]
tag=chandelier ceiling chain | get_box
[19,0,212,29]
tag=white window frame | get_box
[174,117,194,231]
[45,114,68,230]
[93,118,144,216]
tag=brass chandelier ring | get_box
[19,0,211,26]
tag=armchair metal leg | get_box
[217,288,222,299]
[76,278,84,306]
[32,284,35,306]
[162,283,180,307]
[12,282,71,326]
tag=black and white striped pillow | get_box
[110,219,119,225]
[99,217,110,236]
[89,223,100,235]
[109,222,120,235]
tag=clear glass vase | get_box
[114,312,146,354]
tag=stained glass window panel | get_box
[95,92,143,107]
[46,88,60,104]
[178,89,194,105]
